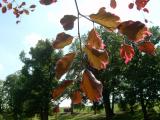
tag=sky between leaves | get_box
[0,0,160,80]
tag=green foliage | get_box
[20,39,62,119]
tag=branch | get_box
[74,0,84,63]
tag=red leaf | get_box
[128,3,134,9]
[52,80,73,100]
[53,32,73,49]
[55,53,76,79]
[90,7,120,31]
[30,4,36,9]
[84,45,109,70]
[2,0,7,3]
[23,9,29,15]
[60,15,77,30]
[118,20,151,42]
[135,0,149,10]
[81,70,103,101]
[138,41,155,55]
[72,90,82,104]
[143,8,149,13]
[87,28,105,49]
[120,44,135,64]
[110,0,117,9]
[7,3,12,10]
[2,6,7,13]
[19,2,26,8]
[40,0,57,5]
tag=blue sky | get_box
[0,0,160,80]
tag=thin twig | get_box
[74,0,83,61]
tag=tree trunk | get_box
[130,104,134,114]
[40,107,48,120]
[103,88,113,120]
[111,91,115,115]
[93,101,97,115]
[140,93,148,120]
[70,101,74,114]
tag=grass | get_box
[1,111,160,120]
[1,105,160,120]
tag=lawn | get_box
[27,111,160,120]
[1,105,160,120]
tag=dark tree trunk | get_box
[93,101,97,115]
[70,101,74,114]
[40,106,48,120]
[130,105,134,114]
[140,93,148,120]
[111,91,115,115]
[103,88,113,120]
[13,113,18,120]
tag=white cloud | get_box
[24,33,42,47]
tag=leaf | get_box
[2,0,7,3]
[2,6,7,13]
[144,19,148,23]
[23,9,29,15]
[143,8,149,13]
[53,32,73,49]
[120,44,135,64]
[7,3,12,10]
[128,3,134,9]
[110,0,117,9]
[118,20,151,42]
[87,28,105,49]
[138,41,155,55]
[0,3,2,8]
[90,7,120,31]
[40,0,57,5]
[52,80,73,100]
[84,45,109,70]
[72,90,82,104]
[55,52,76,79]
[30,4,36,9]
[60,15,77,30]
[19,2,26,8]
[16,20,20,24]
[80,70,103,101]
[135,0,149,10]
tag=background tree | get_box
[122,27,160,120]
[0,80,3,114]
[19,39,62,120]
[2,72,24,120]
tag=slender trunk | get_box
[13,113,18,120]
[140,93,148,120]
[103,88,113,120]
[111,91,115,115]
[70,101,74,114]
[93,102,97,115]
[130,104,134,114]
[40,106,48,120]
